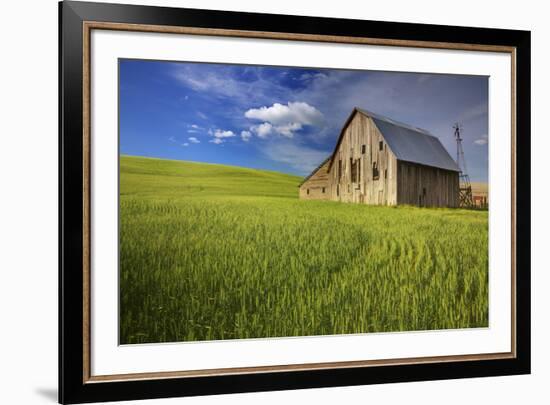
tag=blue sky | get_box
[119,59,488,181]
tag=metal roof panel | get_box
[366,113,460,172]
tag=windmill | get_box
[453,123,474,208]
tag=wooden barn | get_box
[299,108,460,207]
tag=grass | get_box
[119,155,489,344]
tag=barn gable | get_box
[298,157,331,200]
[299,156,331,187]
[329,111,398,204]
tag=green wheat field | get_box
[119,155,488,344]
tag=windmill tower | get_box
[453,123,474,208]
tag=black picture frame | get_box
[59,1,531,403]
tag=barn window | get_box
[322,187,326,193]
[361,144,366,154]
[379,141,383,151]
[384,169,387,179]
[351,159,358,183]
[423,187,426,196]
[336,184,339,196]
[307,188,309,195]
[373,162,379,180]
[338,159,342,181]
[358,159,361,182]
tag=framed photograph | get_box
[59,1,531,403]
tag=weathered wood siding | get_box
[328,113,398,205]
[396,161,459,207]
[299,159,331,200]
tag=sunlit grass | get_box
[119,155,488,344]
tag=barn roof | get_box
[298,156,331,187]
[327,108,460,172]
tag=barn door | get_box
[418,187,427,207]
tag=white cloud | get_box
[182,143,189,147]
[241,131,252,142]
[209,138,224,145]
[245,101,324,127]
[244,102,324,138]
[197,111,208,120]
[250,122,273,139]
[250,121,301,139]
[275,122,303,137]
[187,124,203,134]
[213,129,235,139]
[474,134,488,145]
[188,137,200,144]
